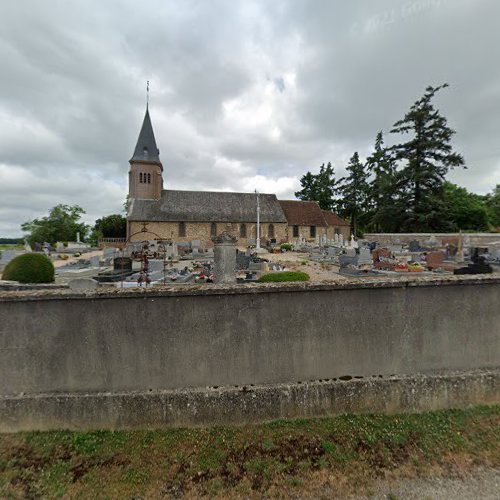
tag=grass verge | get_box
[257,271,310,282]
[0,405,499,498]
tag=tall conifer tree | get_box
[365,131,399,231]
[337,152,370,236]
[390,84,465,231]
[295,162,338,211]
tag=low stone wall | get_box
[1,275,499,430]
[364,232,500,247]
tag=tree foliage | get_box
[294,84,499,234]
[93,214,127,238]
[389,84,465,231]
[485,185,500,229]
[295,162,338,211]
[443,182,489,231]
[336,152,370,236]
[21,205,89,246]
[365,132,399,232]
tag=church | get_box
[126,106,350,246]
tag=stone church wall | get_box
[326,225,350,242]
[129,221,288,246]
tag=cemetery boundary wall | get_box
[363,232,500,246]
[1,275,500,431]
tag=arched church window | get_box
[139,172,143,183]
[240,224,247,238]
[147,173,151,184]
[268,224,275,238]
[178,222,186,237]
[210,222,217,236]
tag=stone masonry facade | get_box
[129,220,288,246]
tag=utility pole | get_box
[255,189,261,250]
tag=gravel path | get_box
[361,467,500,499]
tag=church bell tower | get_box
[128,106,163,200]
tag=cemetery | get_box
[1,228,500,291]
[1,227,500,432]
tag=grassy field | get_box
[1,405,499,498]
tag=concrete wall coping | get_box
[1,273,499,303]
[364,232,500,237]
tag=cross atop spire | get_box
[130,106,161,166]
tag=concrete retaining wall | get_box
[1,275,499,430]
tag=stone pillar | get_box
[212,232,237,284]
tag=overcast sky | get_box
[1,0,499,236]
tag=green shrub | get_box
[2,253,55,283]
[257,271,310,283]
[280,243,293,251]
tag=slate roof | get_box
[128,190,288,223]
[130,107,161,165]
[278,200,328,226]
[322,210,350,227]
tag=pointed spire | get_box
[130,107,161,164]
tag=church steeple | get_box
[128,105,163,200]
[130,107,162,167]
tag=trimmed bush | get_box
[2,253,55,284]
[280,243,293,252]
[257,271,310,283]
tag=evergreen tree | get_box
[337,152,370,236]
[365,131,399,231]
[485,184,500,228]
[390,84,465,231]
[295,162,338,211]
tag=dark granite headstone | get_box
[113,257,132,271]
[454,248,493,275]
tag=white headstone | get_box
[358,247,372,265]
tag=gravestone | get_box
[345,248,356,257]
[425,251,445,269]
[408,240,421,252]
[89,256,100,267]
[454,249,493,275]
[68,278,99,291]
[212,232,237,284]
[358,247,372,265]
[103,248,116,260]
[327,247,341,256]
[339,254,358,268]
[113,257,132,271]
